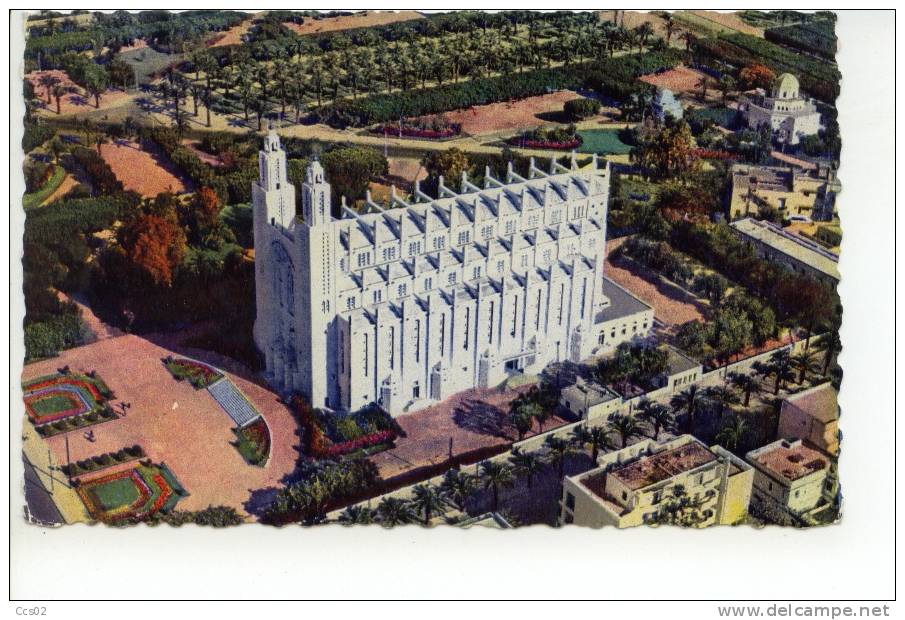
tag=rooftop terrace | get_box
[749,439,828,482]
[609,441,717,491]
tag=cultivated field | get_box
[99,140,190,196]
[26,70,131,116]
[282,10,423,36]
[678,10,764,37]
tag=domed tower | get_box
[772,73,800,100]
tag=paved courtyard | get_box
[369,385,570,480]
[20,334,301,519]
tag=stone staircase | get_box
[207,378,260,428]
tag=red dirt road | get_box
[21,334,301,518]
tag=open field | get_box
[282,10,423,36]
[639,65,710,95]
[26,70,131,116]
[207,18,254,47]
[678,10,764,37]
[22,333,301,518]
[421,91,582,137]
[99,140,190,196]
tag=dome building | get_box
[740,73,822,145]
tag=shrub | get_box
[563,97,601,121]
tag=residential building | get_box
[253,129,653,416]
[746,438,835,524]
[560,378,622,421]
[728,162,841,222]
[730,218,840,285]
[778,383,840,457]
[656,345,703,392]
[560,435,754,528]
[740,73,822,145]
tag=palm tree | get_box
[439,469,478,511]
[543,435,577,480]
[727,371,762,407]
[718,75,737,105]
[814,330,842,376]
[661,13,677,46]
[51,83,66,114]
[696,76,711,102]
[607,413,643,449]
[338,505,374,525]
[715,415,749,452]
[38,73,60,104]
[410,484,452,526]
[767,349,795,395]
[376,496,416,527]
[634,22,655,53]
[705,384,740,420]
[637,402,674,441]
[670,384,707,432]
[508,447,545,490]
[509,396,541,440]
[479,460,514,513]
[680,31,696,52]
[570,424,611,462]
[791,349,821,384]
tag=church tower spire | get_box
[302,157,331,227]
[254,127,296,229]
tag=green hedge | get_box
[317,49,683,128]
[764,20,837,61]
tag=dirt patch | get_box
[602,10,672,40]
[181,139,224,167]
[99,140,190,197]
[26,70,130,116]
[639,65,711,95]
[41,174,78,206]
[682,10,764,37]
[116,38,149,53]
[21,333,301,519]
[282,10,423,36]
[207,18,254,47]
[422,91,584,137]
[605,237,706,330]
[387,157,427,184]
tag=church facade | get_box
[253,129,652,416]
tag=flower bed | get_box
[317,429,396,458]
[22,372,114,432]
[162,356,223,389]
[508,136,583,150]
[233,418,270,467]
[77,463,185,524]
[373,125,461,140]
[690,148,740,161]
[291,395,399,459]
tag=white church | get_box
[252,129,653,416]
[740,73,822,145]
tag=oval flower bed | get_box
[232,418,271,467]
[162,356,223,389]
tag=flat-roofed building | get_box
[778,383,840,456]
[730,218,840,285]
[746,438,834,524]
[728,163,840,222]
[560,435,753,528]
[656,344,703,392]
[560,378,622,421]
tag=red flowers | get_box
[318,429,396,458]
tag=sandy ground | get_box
[387,157,427,184]
[207,18,254,47]
[27,70,131,116]
[99,140,190,196]
[282,10,423,36]
[683,10,764,37]
[639,65,712,95]
[423,91,582,137]
[21,334,301,519]
[605,237,706,330]
[40,174,78,206]
[368,385,569,480]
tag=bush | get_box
[563,97,601,121]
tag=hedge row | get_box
[764,20,837,61]
[316,49,683,128]
[71,146,123,196]
[693,34,840,102]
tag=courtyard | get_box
[21,333,301,519]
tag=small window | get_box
[565,493,575,511]
[448,272,457,285]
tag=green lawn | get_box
[23,165,66,209]
[93,477,140,511]
[577,129,634,155]
[29,393,79,415]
